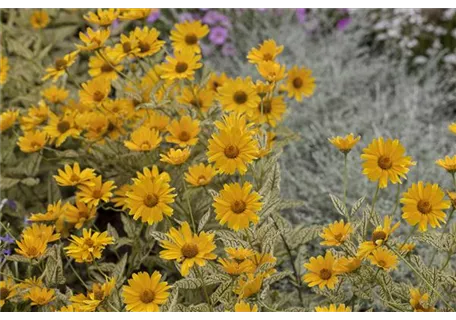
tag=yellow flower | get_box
[247,39,284,64]
[77,176,116,207]
[84,9,119,26]
[20,101,49,132]
[303,251,340,290]
[88,47,124,81]
[79,77,112,107]
[284,65,316,101]
[59,304,82,312]
[76,27,110,51]
[133,165,171,185]
[64,201,97,229]
[118,8,153,21]
[315,304,351,312]
[42,51,79,82]
[249,252,277,276]
[185,163,217,187]
[165,115,200,147]
[112,32,140,59]
[206,72,228,92]
[160,147,191,165]
[218,258,255,275]
[214,112,255,134]
[70,277,115,311]
[410,288,435,312]
[0,279,17,307]
[401,181,450,232]
[22,223,60,243]
[15,235,48,259]
[449,123,456,135]
[124,126,162,151]
[126,178,176,225]
[0,110,19,133]
[44,112,81,147]
[334,257,362,274]
[367,247,398,270]
[24,287,55,306]
[170,20,209,54]
[160,222,217,276]
[398,242,416,254]
[160,49,202,81]
[234,273,263,298]
[257,61,286,82]
[64,228,114,263]
[226,247,255,260]
[142,111,170,132]
[217,77,260,115]
[17,130,47,153]
[18,277,44,290]
[112,184,132,210]
[41,86,69,104]
[30,10,50,29]
[122,271,170,312]
[320,220,353,246]
[448,191,456,208]
[29,200,66,232]
[357,215,400,258]
[328,133,361,154]
[54,162,96,187]
[436,155,456,174]
[207,126,259,175]
[213,182,262,231]
[0,56,9,84]
[132,27,165,58]
[361,137,415,189]
[249,95,286,127]
[235,301,258,312]
[178,85,215,113]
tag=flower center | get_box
[197,175,207,185]
[101,63,114,73]
[70,174,80,182]
[55,58,67,70]
[185,33,198,45]
[31,141,42,150]
[190,99,203,108]
[417,200,432,214]
[377,156,392,170]
[334,233,343,242]
[233,91,248,104]
[27,246,39,257]
[0,287,10,300]
[372,230,387,244]
[138,41,150,53]
[92,90,106,102]
[292,77,303,89]
[140,142,151,150]
[181,243,199,259]
[224,145,240,159]
[377,260,386,268]
[122,42,132,53]
[84,238,94,247]
[263,53,273,61]
[35,297,47,305]
[178,131,191,142]
[175,62,188,74]
[92,189,102,199]
[231,200,246,214]
[57,120,70,133]
[143,194,159,208]
[319,268,332,280]
[259,100,272,114]
[140,289,155,303]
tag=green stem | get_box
[370,182,380,220]
[183,183,197,233]
[402,225,418,246]
[0,220,17,241]
[429,208,455,267]
[195,266,213,311]
[68,260,88,289]
[343,153,348,212]
[390,184,401,216]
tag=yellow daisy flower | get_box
[247,39,284,64]
[53,162,96,187]
[249,95,286,127]
[22,223,60,243]
[256,131,276,158]
[226,247,255,260]
[76,27,110,51]
[315,304,351,312]
[334,257,362,274]
[284,65,316,101]
[0,56,9,84]
[401,181,451,232]
[218,258,255,275]
[160,147,191,165]
[30,10,50,29]
[112,32,140,59]
[170,20,209,54]
[112,184,132,210]
[88,47,124,81]
[18,277,44,290]
[213,182,263,231]
[70,277,116,311]
[79,77,112,107]
[357,215,400,258]
[83,9,119,26]
[17,130,47,153]
[77,175,116,207]
[118,8,153,21]
[133,165,171,185]
[20,101,49,132]
[160,221,217,276]
[235,301,258,312]
[436,155,456,174]
[184,163,217,186]
[447,191,456,208]
[122,271,170,312]
[320,220,353,246]
[64,228,114,263]
[257,61,287,82]
[367,247,398,271]
[361,137,415,189]
[64,201,97,229]
[214,112,255,134]
[328,133,361,154]
[124,126,162,152]
[0,279,17,307]
[142,111,170,132]
[24,287,55,306]
[206,72,228,92]
[29,200,66,232]
[41,86,69,104]
[133,26,165,58]
[0,110,19,133]
[410,288,435,312]
[303,250,340,290]
[217,77,260,115]
[449,123,456,135]
[59,304,82,312]
[249,252,277,276]
[42,51,79,82]
[44,112,81,147]
[397,242,416,254]
[160,49,202,81]
[234,273,263,298]
[165,115,200,147]
[178,85,215,113]
[15,235,48,259]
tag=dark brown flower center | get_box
[92,189,102,199]
[139,289,155,303]
[84,239,94,247]
[259,100,272,114]
[417,200,432,214]
[70,174,79,182]
[181,243,199,259]
[27,246,39,257]
[263,53,273,61]
[143,194,159,208]
[138,41,150,53]
[185,33,198,45]
[233,91,248,104]
[334,233,343,242]
[377,156,392,170]
[122,42,132,53]
[372,231,387,244]
[57,120,70,133]
[175,62,188,74]
[292,77,303,89]
[319,268,332,280]
[224,145,240,159]
[231,200,246,214]
[178,131,191,142]
[190,99,203,108]
[92,90,106,102]
[101,63,114,73]
[0,287,10,300]
[55,58,68,70]
[93,288,104,301]
[377,260,386,267]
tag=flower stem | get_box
[195,266,213,311]
[343,153,348,213]
[183,183,197,233]
[390,184,401,216]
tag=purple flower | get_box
[147,10,161,23]
[336,17,352,31]
[0,234,14,244]
[221,43,236,57]
[202,10,221,25]
[179,13,195,22]
[209,26,229,45]
[2,249,12,256]
[6,199,16,211]
[296,8,306,24]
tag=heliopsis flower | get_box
[214,112,255,134]
[166,115,200,147]
[256,131,276,158]
[303,250,340,289]
[218,258,255,275]
[410,288,435,312]
[247,39,284,64]
[142,111,170,132]
[178,85,215,113]
[249,252,277,276]
[77,176,116,207]
[361,137,415,189]
[213,182,262,231]
[320,220,353,246]
[18,277,44,290]
[22,223,60,243]
[249,95,286,127]
[334,257,361,274]
[170,20,209,54]
[0,279,17,307]
[207,127,259,175]
[42,51,79,82]
[436,155,456,174]
[125,178,176,225]
[367,247,398,271]
[401,182,451,232]
[71,277,116,311]
[64,228,114,263]
[398,242,416,254]
[226,247,255,260]
[44,112,81,147]
[20,101,49,132]
[17,130,47,153]
[0,56,9,85]
[133,27,165,58]
[160,148,191,165]
[0,110,19,133]
[257,61,286,82]
[41,86,69,104]
[112,32,140,59]
[59,304,82,312]
[118,8,153,20]
[76,27,110,51]
[207,72,228,92]
[79,77,111,107]
[160,222,217,276]
[315,304,351,312]
[88,47,124,81]
[185,163,217,186]
[234,273,263,298]
[160,49,202,81]
[357,215,400,258]
[124,126,162,151]
[284,66,316,102]
[30,10,50,29]
[449,123,456,135]
[24,287,55,306]
[133,165,171,185]
[122,271,170,312]
[328,133,361,154]
[448,191,456,208]
[64,201,97,229]
[217,77,260,115]
[15,235,48,259]
[83,9,119,26]
[112,184,132,210]
[29,200,66,232]
[235,301,258,312]
[54,162,96,187]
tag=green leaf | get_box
[112,253,128,280]
[329,193,347,217]
[44,245,65,286]
[6,254,30,263]
[162,287,179,312]
[0,177,20,190]
[120,213,136,238]
[21,177,40,187]
[351,196,365,216]
[47,173,61,204]
[148,230,169,242]
[198,208,211,233]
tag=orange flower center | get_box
[185,33,198,45]
[319,268,332,280]
[417,200,432,214]
[30,141,42,150]
[92,90,105,102]
[181,243,199,259]
[224,145,240,159]
[259,100,272,114]
[143,194,159,208]
[27,246,39,257]
[197,175,207,185]
[190,99,203,108]
[84,238,94,247]
[70,174,80,182]
[138,41,150,53]
[55,58,68,70]
[140,142,152,150]
[263,53,273,61]
[57,120,70,133]
[0,287,10,300]
[92,189,103,199]
[175,62,188,74]
[101,63,114,73]
[292,77,303,89]
[377,156,392,170]
[122,42,132,53]
[372,230,387,244]
[178,131,191,142]
[377,260,386,268]
[231,200,246,214]
[233,91,248,104]
[140,289,155,303]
